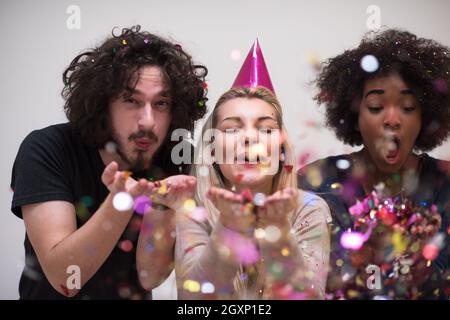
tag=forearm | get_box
[43,193,133,297]
[136,207,175,290]
[178,222,247,299]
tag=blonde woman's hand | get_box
[206,186,256,234]
[147,175,197,211]
[256,187,298,230]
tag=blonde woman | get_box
[175,40,332,299]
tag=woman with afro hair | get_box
[299,29,450,299]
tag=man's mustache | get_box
[128,130,158,143]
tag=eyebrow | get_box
[220,116,277,124]
[364,88,413,98]
[125,88,171,98]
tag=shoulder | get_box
[22,123,74,145]
[13,123,82,174]
[299,154,351,173]
[19,123,76,152]
[421,153,450,178]
[294,189,333,225]
[298,153,352,191]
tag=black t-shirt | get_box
[298,153,450,299]
[10,123,151,299]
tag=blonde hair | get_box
[192,86,297,224]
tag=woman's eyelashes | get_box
[222,127,279,135]
[402,105,416,113]
[224,128,240,134]
[366,104,417,114]
[367,105,383,114]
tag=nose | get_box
[383,106,401,131]
[137,104,155,130]
[243,127,259,147]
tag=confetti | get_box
[248,143,266,161]
[80,195,94,208]
[253,192,267,206]
[281,247,290,256]
[360,54,379,73]
[105,141,117,154]
[157,181,168,195]
[336,159,351,170]
[422,243,439,260]
[119,240,133,252]
[198,165,209,177]
[133,195,152,215]
[201,282,215,294]
[254,228,266,239]
[122,171,132,180]
[183,199,196,211]
[339,188,443,299]
[230,49,242,61]
[183,280,200,293]
[240,188,253,203]
[112,192,134,211]
[340,230,366,250]
[265,225,281,243]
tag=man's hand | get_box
[101,161,149,197]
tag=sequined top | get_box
[298,152,450,299]
[175,190,332,299]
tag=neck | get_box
[355,149,420,197]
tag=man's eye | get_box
[154,100,170,109]
[124,97,140,105]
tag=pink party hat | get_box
[232,39,275,94]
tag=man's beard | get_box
[111,129,158,172]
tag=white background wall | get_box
[1,0,449,299]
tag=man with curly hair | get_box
[299,29,450,299]
[10,25,208,299]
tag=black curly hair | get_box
[315,28,450,152]
[62,25,208,175]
